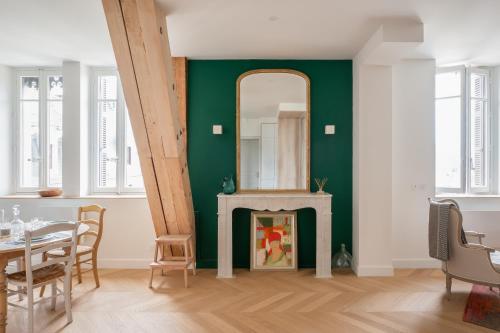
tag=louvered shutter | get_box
[469,69,490,192]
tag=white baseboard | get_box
[392,258,441,269]
[354,265,394,277]
[97,258,151,269]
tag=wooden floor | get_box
[5,268,494,333]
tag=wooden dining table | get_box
[0,222,89,333]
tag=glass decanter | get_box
[332,243,352,269]
[10,205,24,239]
[0,209,10,237]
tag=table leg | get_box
[0,256,8,333]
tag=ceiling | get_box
[241,72,306,119]
[0,0,500,66]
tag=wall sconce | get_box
[325,125,335,135]
[213,125,223,135]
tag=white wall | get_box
[391,60,438,268]
[353,21,437,275]
[0,65,12,195]
[353,63,394,276]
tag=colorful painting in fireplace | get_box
[250,211,297,270]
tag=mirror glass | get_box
[238,70,309,191]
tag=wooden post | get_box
[172,57,188,148]
[102,0,195,255]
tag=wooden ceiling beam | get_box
[102,0,195,255]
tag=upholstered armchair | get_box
[439,199,500,296]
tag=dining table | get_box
[0,222,89,333]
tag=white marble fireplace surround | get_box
[217,192,333,278]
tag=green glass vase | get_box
[222,175,235,194]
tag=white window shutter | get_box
[469,70,489,192]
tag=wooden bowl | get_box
[37,188,63,197]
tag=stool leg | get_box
[149,269,154,289]
[189,239,196,276]
[161,244,166,276]
[184,268,188,288]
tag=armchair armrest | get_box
[466,242,495,253]
[465,231,486,244]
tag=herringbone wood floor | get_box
[5,269,494,332]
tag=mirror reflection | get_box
[238,71,309,191]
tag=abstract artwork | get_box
[250,211,297,271]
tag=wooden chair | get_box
[149,234,196,288]
[7,222,79,333]
[40,205,105,297]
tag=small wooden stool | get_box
[149,234,196,288]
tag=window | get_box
[435,66,491,194]
[15,69,63,192]
[90,69,144,193]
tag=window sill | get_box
[0,194,147,199]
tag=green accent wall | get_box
[187,60,352,268]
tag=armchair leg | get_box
[446,274,452,299]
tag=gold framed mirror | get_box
[236,69,310,193]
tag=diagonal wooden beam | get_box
[102,0,195,255]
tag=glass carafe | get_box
[332,243,352,269]
[0,209,10,237]
[10,205,24,239]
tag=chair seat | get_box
[7,264,65,285]
[490,251,500,270]
[48,245,93,257]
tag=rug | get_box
[463,284,500,331]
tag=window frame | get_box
[435,65,492,195]
[14,68,62,193]
[89,68,144,194]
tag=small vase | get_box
[222,175,235,194]
[332,243,352,269]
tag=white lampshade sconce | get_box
[213,125,223,135]
[325,125,335,135]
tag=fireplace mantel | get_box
[217,192,333,278]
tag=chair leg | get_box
[75,256,82,284]
[51,281,57,310]
[446,274,452,299]
[149,269,154,289]
[27,288,34,333]
[64,274,73,324]
[16,259,23,301]
[92,251,100,288]
[39,253,48,297]
[184,268,188,288]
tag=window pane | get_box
[436,71,461,98]
[97,101,117,188]
[436,97,462,189]
[20,101,40,188]
[21,77,39,100]
[125,112,144,189]
[48,75,63,100]
[98,75,117,100]
[48,101,63,187]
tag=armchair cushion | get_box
[490,251,500,271]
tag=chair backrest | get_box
[24,222,79,286]
[78,205,105,250]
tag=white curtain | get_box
[277,117,305,189]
